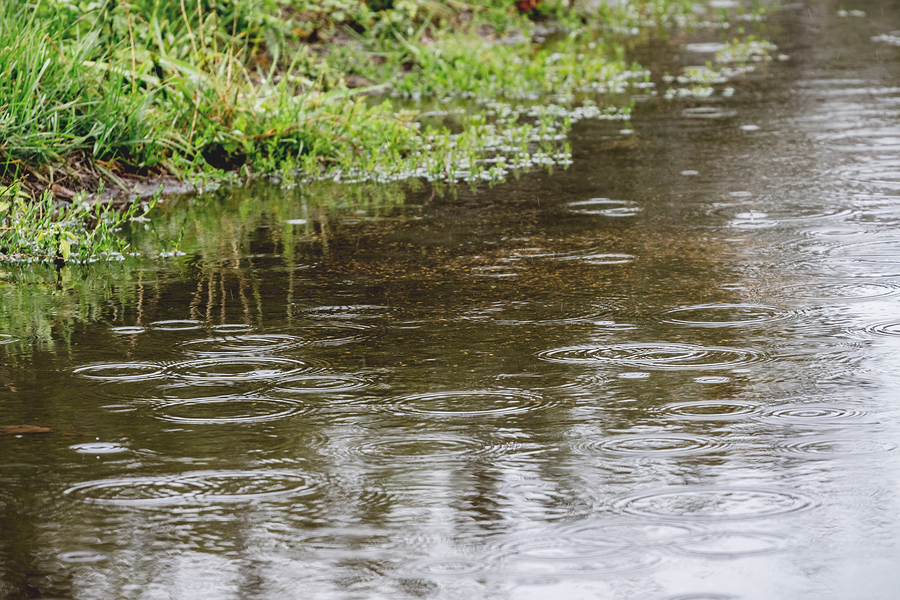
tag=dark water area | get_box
[3,1,900,598]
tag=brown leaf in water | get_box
[0,425,51,435]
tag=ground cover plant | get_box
[0,0,776,265]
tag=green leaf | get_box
[59,239,71,260]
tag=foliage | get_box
[0,0,775,263]
[393,32,645,100]
[0,183,154,262]
[0,1,156,167]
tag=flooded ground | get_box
[3,1,900,598]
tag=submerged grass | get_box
[0,182,155,263]
[0,0,777,266]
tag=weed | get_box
[0,0,776,264]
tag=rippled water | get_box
[4,3,900,599]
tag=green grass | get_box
[0,0,776,264]
[0,1,155,166]
[0,182,155,262]
[0,0,706,182]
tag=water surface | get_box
[4,2,900,599]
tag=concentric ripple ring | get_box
[390,389,548,417]
[179,334,306,356]
[153,397,305,424]
[615,486,815,521]
[168,357,312,382]
[662,400,760,421]
[592,434,722,456]
[150,320,204,331]
[663,303,785,328]
[538,342,765,370]
[64,470,318,507]
[73,362,166,382]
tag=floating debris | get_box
[0,425,51,435]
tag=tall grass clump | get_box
[0,1,155,171]
[0,0,776,265]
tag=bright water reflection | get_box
[4,2,900,599]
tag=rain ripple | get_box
[580,433,725,457]
[858,320,900,336]
[403,558,491,577]
[211,323,253,333]
[490,536,660,577]
[388,389,551,417]
[538,342,765,371]
[495,371,591,391]
[405,523,689,578]
[302,304,394,321]
[153,396,306,424]
[73,362,166,382]
[58,551,107,564]
[149,319,204,331]
[550,250,636,265]
[730,210,778,229]
[779,437,898,457]
[558,521,694,548]
[300,305,392,346]
[273,373,372,394]
[70,442,129,455]
[565,198,642,217]
[761,403,866,424]
[302,322,378,346]
[782,280,900,302]
[661,595,737,600]
[681,107,738,119]
[460,300,615,326]
[64,470,319,507]
[337,434,517,465]
[614,486,815,521]
[661,400,761,421]
[110,326,145,335]
[694,376,731,383]
[663,303,786,328]
[404,529,677,581]
[167,357,314,382]
[670,531,794,558]
[820,239,900,277]
[179,333,306,356]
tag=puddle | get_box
[4,4,900,599]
